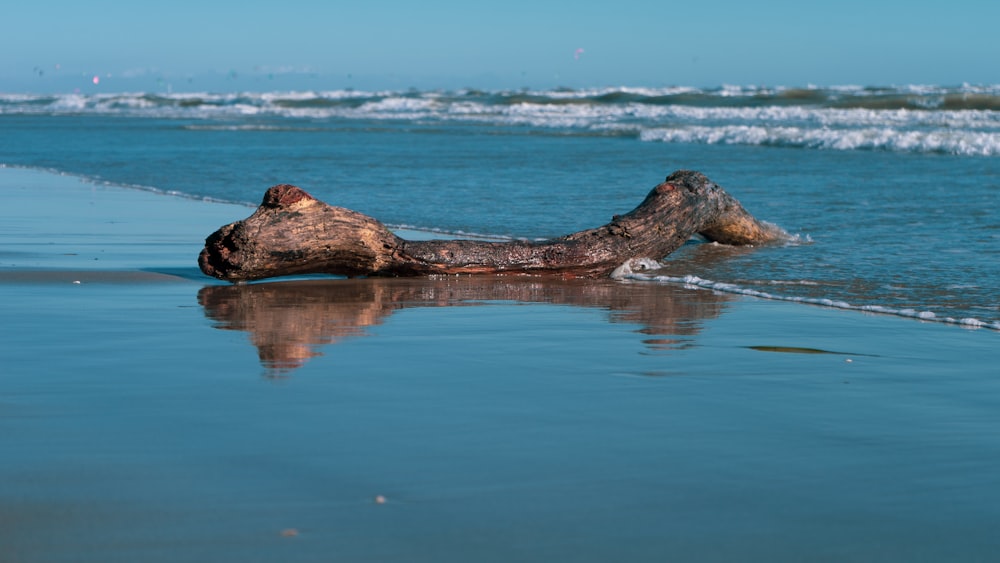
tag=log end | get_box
[199,184,404,282]
[661,170,791,246]
[199,222,250,281]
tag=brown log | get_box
[199,170,785,282]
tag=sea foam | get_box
[622,272,1000,331]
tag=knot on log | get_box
[663,170,713,196]
[262,184,314,209]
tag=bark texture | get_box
[199,170,784,282]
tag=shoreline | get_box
[4,165,996,332]
[0,166,247,276]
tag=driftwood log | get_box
[199,170,784,282]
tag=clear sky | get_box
[3,0,998,93]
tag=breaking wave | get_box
[3,84,999,156]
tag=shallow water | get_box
[2,170,1000,561]
[3,273,1000,562]
[2,86,998,327]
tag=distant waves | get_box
[3,84,1000,156]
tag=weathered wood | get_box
[199,170,785,282]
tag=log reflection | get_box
[198,277,733,375]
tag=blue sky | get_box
[3,0,998,92]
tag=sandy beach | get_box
[3,167,1000,562]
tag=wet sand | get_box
[3,167,1000,562]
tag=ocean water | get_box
[2,84,998,329]
[4,86,1000,562]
